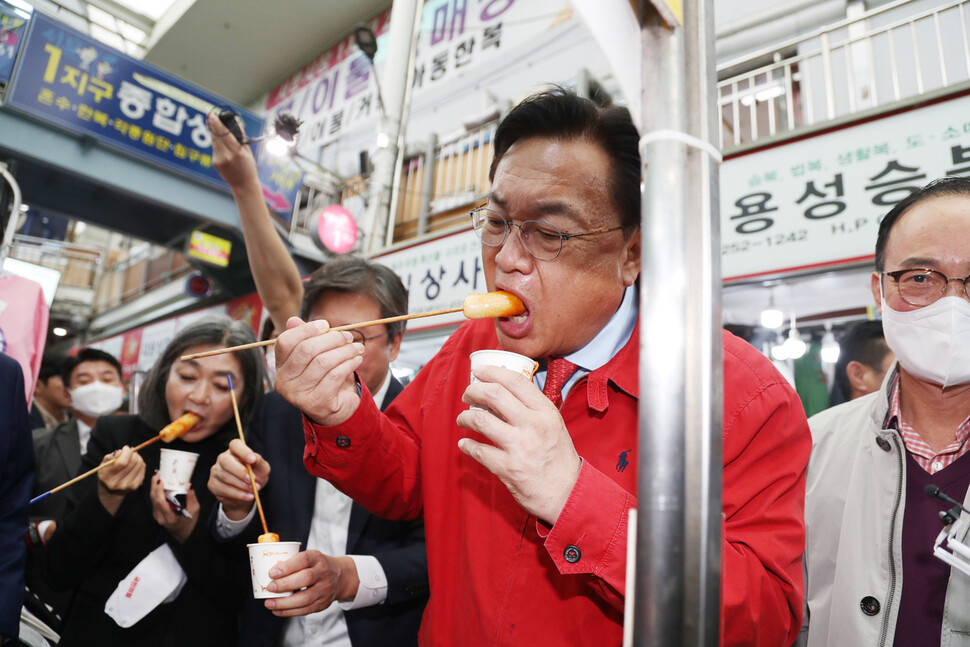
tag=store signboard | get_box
[262,0,572,153]
[376,229,485,332]
[5,13,263,189]
[187,230,232,267]
[0,0,29,84]
[721,92,970,281]
[256,150,303,224]
[89,293,263,378]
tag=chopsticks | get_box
[180,306,464,361]
[226,374,270,537]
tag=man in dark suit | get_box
[0,352,35,644]
[208,256,428,647]
[27,354,70,432]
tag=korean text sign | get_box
[721,93,970,280]
[5,13,263,189]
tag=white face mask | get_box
[881,291,970,388]
[71,380,125,418]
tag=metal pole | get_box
[636,0,721,644]
[364,0,421,253]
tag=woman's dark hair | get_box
[875,176,970,270]
[489,86,641,236]
[137,315,264,429]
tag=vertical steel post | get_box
[636,0,721,645]
[364,0,420,253]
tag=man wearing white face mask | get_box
[801,177,970,647]
[31,348,124,523]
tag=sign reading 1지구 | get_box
[720,92,970,281]
[5,12,263,189]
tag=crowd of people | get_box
[1,87,968,647]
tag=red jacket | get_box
[303,321,809,646]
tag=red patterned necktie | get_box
[542,358,579,408]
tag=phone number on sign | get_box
[721,229,808,256]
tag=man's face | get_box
[69,360,122,390]
[871,195,970,312]
[483,137,641,359]
[36,375,71,408]
[308,291,401,395]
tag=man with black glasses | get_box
[274,88,810,645]
[207,111,428,647]
[803,177,970,646]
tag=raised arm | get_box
[208,112,304,331]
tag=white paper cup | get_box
[158,448,199,494]
[469,350,538,410]
[247,541,301,599]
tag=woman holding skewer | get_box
[41,315,264,647]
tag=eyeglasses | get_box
[348,329,390,346]
[470,207,623,261]
[882,268,970,307]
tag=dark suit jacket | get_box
[31,418,82,522]
[236,378,429,647]
[27,404,45,433]
[0,352,34,639]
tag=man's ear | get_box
[387,332,403,362]
[870,272,883,315]
[620,230,641,287]
[845,360,870,397]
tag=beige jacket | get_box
[803,366,970,647]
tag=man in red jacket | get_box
[274,88,810,646]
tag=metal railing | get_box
[93,243,192,312]
[286,119,497,248]
[6,233,104,321]
[392,120,497,241]
[718,0,970,150]
[7,233,103,289]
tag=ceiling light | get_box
[820,328,840,364]
[52,327,67,337]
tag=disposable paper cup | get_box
[469,350,538,410]
[247,541,301,599]
[158,448,199,494]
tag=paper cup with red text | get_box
[469,350,538,410]
[247,541,301,599]
[158,448,198,494]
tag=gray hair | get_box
[300,256,409,336]
[137,315,264,429]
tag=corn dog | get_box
[160,412,201,442]
[257,533,280,543]
[462,291,525,319]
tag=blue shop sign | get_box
[5,13,263,189]
[0,0,29,84]
[256,150,304,225]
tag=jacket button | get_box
[860,596,880,616]
[563,545,581,563]
[876,437,892,452]
[336,435,351,448]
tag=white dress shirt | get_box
[216,373,393,647]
